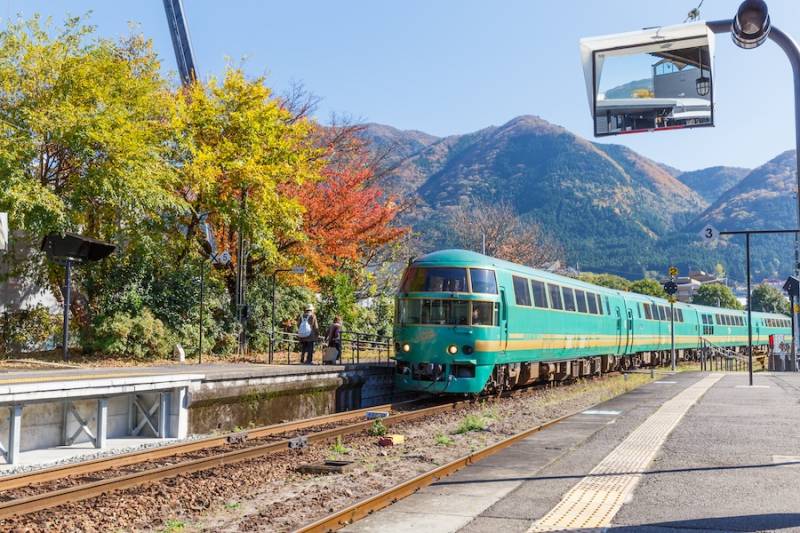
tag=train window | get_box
[643,303,652,320]
[600,295,607,315]
[658,306,668,321]
[401,267,468,293]
[678,309,684,322]
[587,292,598,314]
[715,314,721,324]
[575,290,588,313]
[531,280,549,308]
[548,284,564,310]
[637,303,642,318]
[563,288,576,312]
[512,276,532,306]
[471,301,496,326]
[470,269,498,294]
[397,299,421,325]
[421,299,470,325]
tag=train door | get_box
[625,307,634,354]
[499,287,509,353]
[615,306,623,355]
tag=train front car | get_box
[394,250,501,394]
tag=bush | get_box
[89,308,173,359]
[454,414,487,434]
[0,306,59,356]
[368,419,387,436]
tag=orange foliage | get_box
[280,135,405,275]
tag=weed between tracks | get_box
[1,369,666,533]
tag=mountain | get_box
[365,115,707,277]
[685,151,797,278]
[676,166,750,203]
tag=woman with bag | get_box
[324,316,343,364]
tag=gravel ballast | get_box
[1,372,654,532]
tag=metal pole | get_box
[62,259,72,362]
[270,272,277,364]
[198,259,204,364]
[670,301,676,371]
[746,232,753,386]
[708,18,800,374]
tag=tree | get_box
[751,283,789,314]
[578,272,631,291]
[629,279,667,298]
[447,199,563,267]
[692,284,742,310]
[0,16,183,330]
[279,127,406,277]
[171,68,325,300]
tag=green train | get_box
[394,249,792,394]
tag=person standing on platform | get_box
[325,316,343,364]
[297,304,319,364]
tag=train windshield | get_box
[397,299,497,326]
[401,267,468,292]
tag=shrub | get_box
[0,306,59,356]
[435,433,454,446]
[89,308,173,359]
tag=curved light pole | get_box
[707,0,800,379]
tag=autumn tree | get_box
[446,199,563,267]
[171,68,325,300]
[0,16,182,332]
[278,126,405,277]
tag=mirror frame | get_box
[580,22,716,138]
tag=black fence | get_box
[267,328,393,365]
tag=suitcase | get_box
[323,346,340,363]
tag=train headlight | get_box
[402,343,411,353]
[447,344,458,355]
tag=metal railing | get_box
[699,338,753,372]
[267,328,393,365]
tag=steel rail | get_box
[0,400,416,493]
[295,409,580,533]
[0,397,479,520]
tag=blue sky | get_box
[7,0,799,171]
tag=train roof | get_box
[410,249,788,320]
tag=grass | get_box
[434,433,454,446]
[367,419,387,436]
[329,436,350,455]
[453,414,487,434]
[161,519,185,533]
[224,501,241,511]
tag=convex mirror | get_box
[580,22,716,137]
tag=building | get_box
[665,270,726,303]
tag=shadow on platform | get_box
[608,513,800,532]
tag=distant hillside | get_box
[677,166,750,203]
[366,115,707,277]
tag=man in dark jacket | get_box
[297,304,319,364]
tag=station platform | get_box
[0,362,395,468]
[347,371,800,533]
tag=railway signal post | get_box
[664,268,679,371]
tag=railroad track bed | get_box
[0,372,653,533]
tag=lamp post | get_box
[269,266,306,364]
[707,0,800,380]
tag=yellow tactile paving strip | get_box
[529,373,723,532]
[0,372,159,385]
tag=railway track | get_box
[0,371,634,524]
[295,408,580,533]
[0,391,526,521]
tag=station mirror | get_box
[580,22,716,137]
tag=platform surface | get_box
[346,371,800,533]
[0,362,353,385]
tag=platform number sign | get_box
[700,224,719,244]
